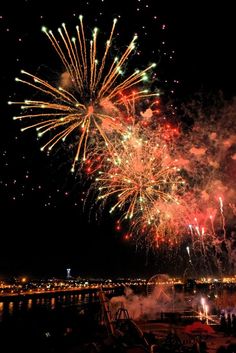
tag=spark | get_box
[95,126,186,243]
[9,18,157,172]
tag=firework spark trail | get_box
[8,14,236,276]
[154,97,236,273]
[186,246,191,259]
[185,199,236,275]
[9,17,158,172]
[219,196,227,242]
[186,246,199,274]
[94,126,187,244]
[87,94,236,268]
[209,214,216,238]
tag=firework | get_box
[8,14,236,275]
[185,196,236,275]
[9,17,158,172]
[95,125,186,244]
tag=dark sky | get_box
[0,0,236,279]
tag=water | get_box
[0,292,98,322]
[0,290,116,353]
[1,286,234,352]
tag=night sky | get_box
[0,0,236,279]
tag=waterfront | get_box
[0,289,119,353]
[0,282,236,352]
[0,291,97,322]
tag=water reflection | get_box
[0,291,101,322]
[8,302,14,315]
[51,297,55,310]
[41,298,45,305]
[27,299,33,310]
[0,302,3,321]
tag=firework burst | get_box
[9,17,158,172]
[9,15,236,276]
[95,126,186,243]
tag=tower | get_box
[66,268,71,279]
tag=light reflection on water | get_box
[8,302,14,315]
[28,299,32,310]
[0,302,3,321]
[51,297,55,310]
[0,291,102,323]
